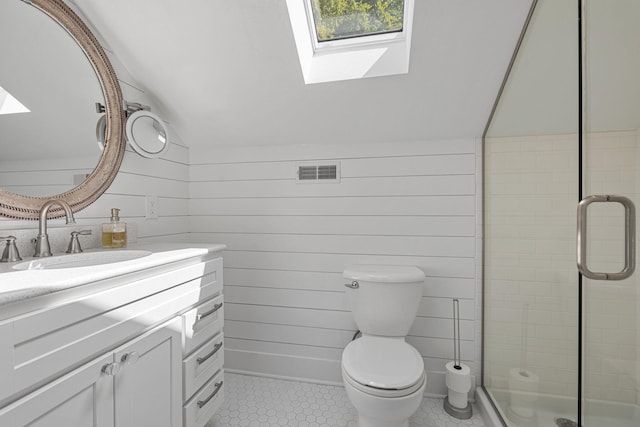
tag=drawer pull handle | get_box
[197,380,223,409]
[197,302,223,321]
[197,342,223,365]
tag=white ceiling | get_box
[72,0,533,147]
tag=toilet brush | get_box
[443,298,473,419]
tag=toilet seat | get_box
[343,366,426,398]
[342,336,425,398]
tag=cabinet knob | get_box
[101,362,121,376]
[121,351,140,365]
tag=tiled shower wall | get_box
[484,130,639,405]
[188,139,479,396]
[484,133,580,397]
[583,130,640,405]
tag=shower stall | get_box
[482,0,639,426]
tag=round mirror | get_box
[0,0,125,220]
[126,111,170,159]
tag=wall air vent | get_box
[297,163,340,183]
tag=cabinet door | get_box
[0,354,114,427]
[113,318,182,427]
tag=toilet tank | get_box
[343,265,425,337]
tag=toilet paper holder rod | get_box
[452,298,461,369]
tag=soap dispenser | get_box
[102,208,127,248]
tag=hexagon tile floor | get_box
[208,373,485,427]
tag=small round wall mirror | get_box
[125,111,169,159]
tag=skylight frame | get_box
[306,0,408,49]
[287,0,415,84]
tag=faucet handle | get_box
[0,236,22,262]
[66,230,92,254]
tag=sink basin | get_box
[13,250,152,271]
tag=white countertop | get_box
[0,242,226,307]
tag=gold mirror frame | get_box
[0,0,125,220]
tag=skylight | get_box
[0,86,30,115]
[287,0,414,84]
[310,0,404,42]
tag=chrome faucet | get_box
[34,199,76,257]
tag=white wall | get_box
[83,143,190,243]
[0,83,189,242]
[0,156,96,197]
[0,141,190,243]
[189,139,479,396]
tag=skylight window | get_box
[286,0,414,84]
[310,0,404,42]
[0,86,30,115]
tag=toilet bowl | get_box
[342,265,426,427]
[342,336,426,427]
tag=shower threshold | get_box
[476,387,639,427]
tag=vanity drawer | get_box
[183,333,224,401]
[182,294,224,356]
[184,370,224,427]
[191,257,223,301]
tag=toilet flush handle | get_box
[344,281,359,289]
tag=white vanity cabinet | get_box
[0,246,224,427]
[0,320,180,427]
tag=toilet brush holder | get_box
[443,299,472,420]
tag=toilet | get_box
[342,265,426,427]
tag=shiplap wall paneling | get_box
[188,139,478,396]
[0,156,95,197]
[0,66,190,242]
[190,195,475,217]
[0,75,190,241]
[95,141,189,242]
[0,140,190,242]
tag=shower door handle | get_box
[577,195,636,280]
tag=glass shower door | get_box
[581,1,640,425]
[484,0,640,426]
[483,0,581,425]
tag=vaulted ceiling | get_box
[71,0,533,147]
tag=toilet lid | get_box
[343,265,425,283]
[342,336,424,390]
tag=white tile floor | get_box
[209,373,485,427]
